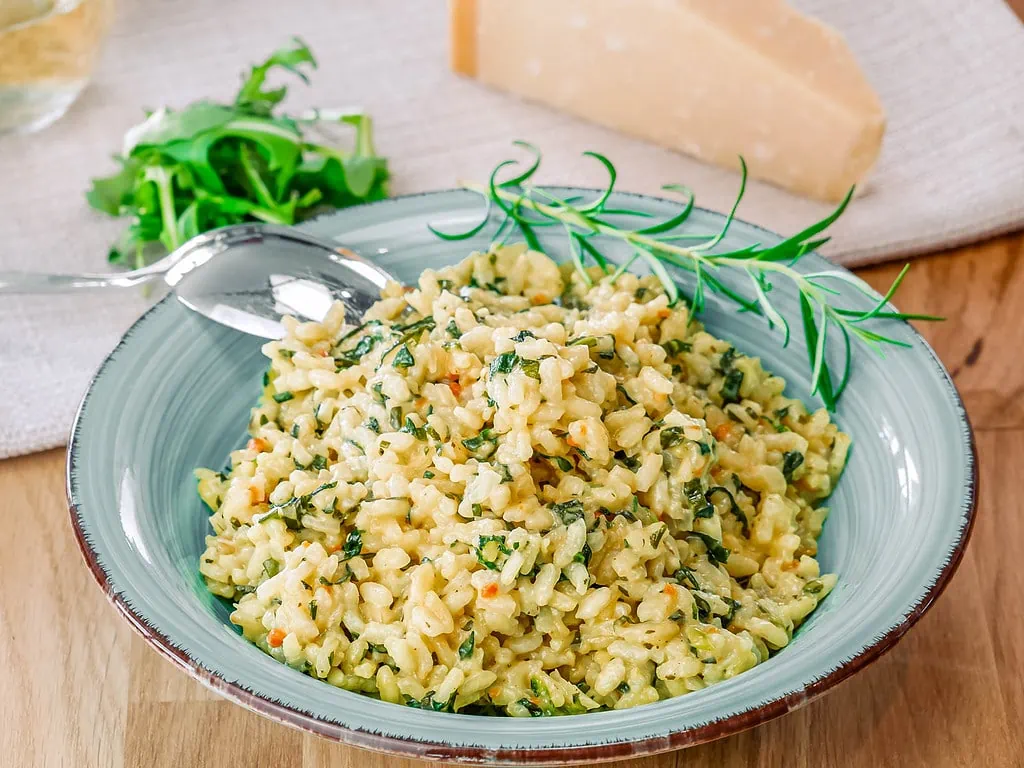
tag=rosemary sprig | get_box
[430,142,941,410]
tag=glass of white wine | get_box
[0,0,113,134]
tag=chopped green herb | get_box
[489,351,518,376]
[719,347,740,372]
[688,531,730,565]
[719,371,744,406]
[662,338,692,356]
[519,358,541,380]
[538,453,573,472]
[475,534,509,569]
[342,529,363,559]
[512,330,536,342]
[273,391,295,403]
[262,558,280,578]
[335,333,380,369]
[782,451,804,481]
[405,691,456,713]
[684,478,714,519]
[674,566,700,590]
[573,542,593,566]
[393,344,415,368]
[615,450,641,471]
[319,563,354,586]
[423,470,435,479]
[517,698,544,717]
[706,486,748,535]
[550,499,585,525]
[724,597,741,624]
[310,454,328,470]
[693,593,712,621]
[387,406,402,431]
[401,416,427,441]
[365,416,381,433]
[393,316,436,335]
[660,426,686,449]
[804,579,824,595]
[458,631,476,659]
[708,487,749,536]
[309,600,318,621]
[462,429,498,459]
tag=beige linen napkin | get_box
[1,0,1022,459]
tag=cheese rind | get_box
[450,0,886,202]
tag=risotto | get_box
[197,244,849,716]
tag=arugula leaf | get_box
[88,39,389,267]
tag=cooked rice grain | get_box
[197,244,848,716]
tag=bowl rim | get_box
[66,188,979,765]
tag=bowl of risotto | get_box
[68,189,976,765]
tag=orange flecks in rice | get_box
[267,628,286,647]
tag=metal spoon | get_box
[0,223,395,339]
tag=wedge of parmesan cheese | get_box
[449,0,886,202]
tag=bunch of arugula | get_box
[87,38,388,268]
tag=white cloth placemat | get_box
[1,0,1022,459]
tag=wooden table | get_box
[1,227,1021,767]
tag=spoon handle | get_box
[0,265,165,293]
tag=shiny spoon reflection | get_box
[0,223,396,339]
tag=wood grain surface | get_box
[1,228,1021,767]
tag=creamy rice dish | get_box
[198,244,849,716]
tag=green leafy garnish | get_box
[476,535,511,570]
[550,499,585,525]
[552,455,576,472]
[688,531,730,565]
[462,429,498,459]
[660,426,686,450]
[392,345,415,368]
[433,143,942,410]
[782,451,805,481]
[684,478,714,519]
[458,631,476,659]
[489,352,518,376]
[88,38,388,268]
[342,529,363,559]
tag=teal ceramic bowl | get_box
[68,190,976,765]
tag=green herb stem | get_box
[446,144,940,410]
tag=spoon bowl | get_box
[0,223,395,339]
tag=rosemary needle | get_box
[431,142,942,410]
